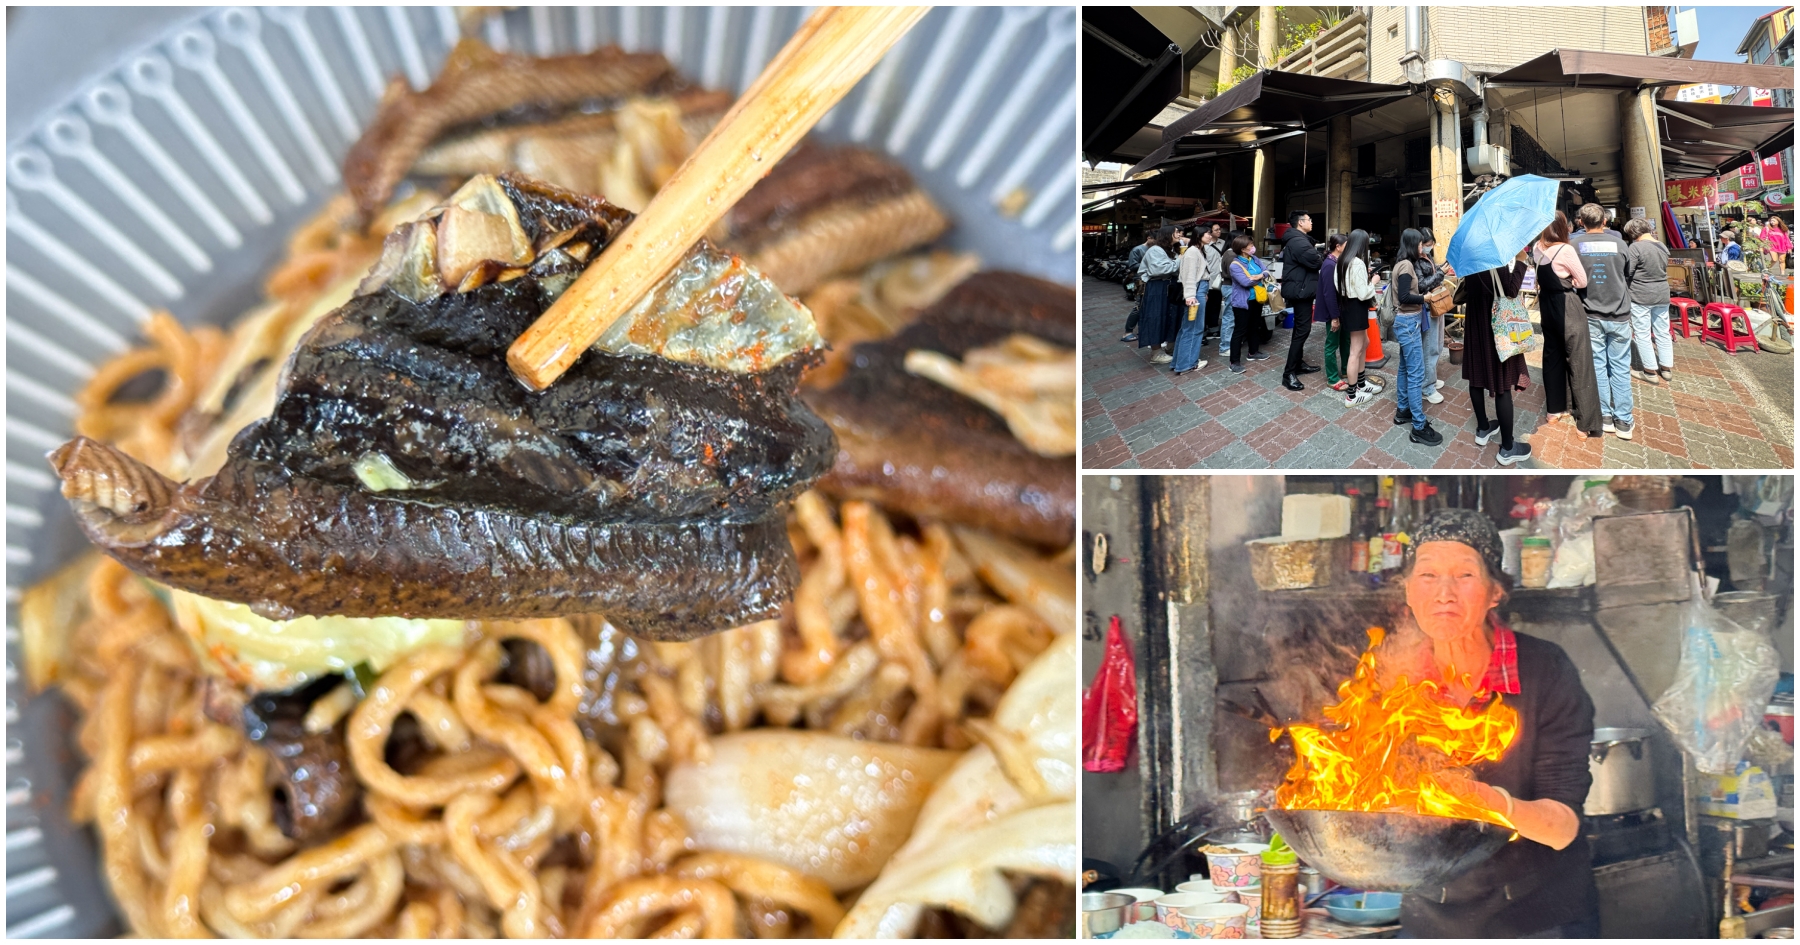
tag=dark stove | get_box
[1583,807,1673,866]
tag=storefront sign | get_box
[1630,206,1647,220]
[1433,197,1459,218]
[1666,176,1719,208]
[1761,153,1787,187]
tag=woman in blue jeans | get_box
[1415,230,1455,403]
[1390,229,1443,446]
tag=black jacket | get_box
[1279,228,1324,300]
[1400,631,1598,938]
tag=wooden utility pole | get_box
[1330,114,1353,236]
[1252,6,1280,245]
[1428,88,1463,264]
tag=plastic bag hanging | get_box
[1652,574,1783,774]
[1083,614,1139,773]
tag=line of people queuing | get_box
[1117,201,1679,465]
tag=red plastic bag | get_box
[1082,615,1139,772]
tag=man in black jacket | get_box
[1278,212,1324,390]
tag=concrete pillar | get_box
[1259,6,1279,68]
[1620,87,1668,238]
[1217,27,1238,93]
[1253,146,1276,245]
[1428,88,1463,264]
[1329,114,1353,236]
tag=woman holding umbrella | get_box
[1446,178,1603,452]
[1460,247,1534,464]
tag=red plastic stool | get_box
[1669,298,1701,339]
[1702,302,1761,353]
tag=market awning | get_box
[1124,69,1413,177]
[1487,48,1795,92]
[1657,100,1795,178]
[1084,7,1187,161]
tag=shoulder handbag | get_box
[1248,259,1269,303]
[1490,270,1540,361]
[1425,276,1459,316]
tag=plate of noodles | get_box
[5,6,1077,938]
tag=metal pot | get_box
[1080,892,1135,938]
[1585,727,1656,816]
[1262,809,1510,893]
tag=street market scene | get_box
[1082,6,1795,469]
[1080,473,1794,939]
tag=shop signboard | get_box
[1667,176,1720,207]
[1761,153,1786,187]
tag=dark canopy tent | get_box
[1124,70,1412,177]
[1655,100,1795,178]
[1084,8,1186,162]
[1486,48,1796,92]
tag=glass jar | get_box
[1259,860,1301,938]
[1520,536,1552,588]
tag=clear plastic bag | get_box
[1652,575,1784,774]
[1545,480,1620,588]
[1082,615,1139,773]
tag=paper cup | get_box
[1236,888,1262,932]
[1109,888,1165,923]
[1154,892,1221,931]
[1179,902,1252,939]
[1174,881,1237,902]
[1203,844,1270,887]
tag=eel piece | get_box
[725,144,952,295]
[50,174,835,641]
[802,272,1075,547]
[344,39,677,222]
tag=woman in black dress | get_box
[1531,212,1603,437]
[1136,226,1181,361]
[1461,252,1532,465]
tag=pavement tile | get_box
[1079,277,1791,470]
[1197,440,1273,469]
[1082,413,1118,447]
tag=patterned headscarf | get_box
[1409,507,1505,579]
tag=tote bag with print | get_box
[1490,270,1540,361]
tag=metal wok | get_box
[1262,809,1511,893]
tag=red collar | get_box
[1478,617,1521,696]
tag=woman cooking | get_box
[1384,509,1599,938]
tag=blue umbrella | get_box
[1444,174,1559,276]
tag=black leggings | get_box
[1469,385,1516,450]
[1231,302,1266,363]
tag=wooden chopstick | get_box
[506,6,930,391]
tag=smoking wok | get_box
[1262,809,1510,893]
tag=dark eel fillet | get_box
[51,174,835,641]
[803,272,1076,547]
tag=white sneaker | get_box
[1602,416,1616,433]
[1150,352,1173,363]
[1425,390,1445,404]
[1434,379,1446,390]
[1614,419,1634,440]
[1345,387,1373,407]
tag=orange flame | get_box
[1273,627,1520,830]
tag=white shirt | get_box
[1341,256,1377,301]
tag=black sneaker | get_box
[1247,351,1271,362]
[1497,441,1533,465]
[1393,410,1414,426]
[1474,421,1501,447]
[1229,361,1246,374]
[1409,422,1444,446]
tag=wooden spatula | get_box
[506,6,929,391]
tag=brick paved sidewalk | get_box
[1082,277,1794,469]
